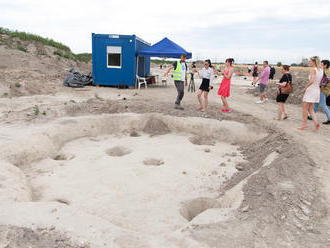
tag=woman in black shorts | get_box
[275,65,292,120]
[195,59,214,112]
[252,62,259,86]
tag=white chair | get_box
[136,75,147,89]
[161,77,167,87]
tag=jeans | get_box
[314,92,330,121]
[174,80,184,105]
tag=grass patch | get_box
[1,27,92,63]
[0,27,71,52]
[151,59,174,65]
[74,53,92,63]
[53,50,63,57]
[33,105,40,115]
[16,45,27,52]
[15,82,21,88]
[3,92,8,97]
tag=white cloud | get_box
[0,0,329,62]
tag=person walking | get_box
[248,65,252,76]
[165,53,188,110]
[252,62,259,86]
[269,65,276,83]
[274,65,292,120]
[188,62,196,92]
[195,59,214,112]
[255,61,270,104]
[216,58,234,113]
[298,56,323,131]
[308,59,330,124]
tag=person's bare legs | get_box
[282,103,288,119]
[197,90,203,110]
[298,102,309,129]
[253,77,257,86]
[221,96,229,110]
[309,103,320,131]
[275,102,282,120]
[202,91,209,111]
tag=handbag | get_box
[280,74,292,94]
[320,72,329,88]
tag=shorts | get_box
[269,74,274,80]
[276,93,289,103]
[199,78,210,92]
[253,72,258,77]
[259,83,267,93]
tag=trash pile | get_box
[63,68,93,88]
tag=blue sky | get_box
[1,0,329,64]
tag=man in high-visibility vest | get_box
[165,53,188,110]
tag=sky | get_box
[1,0,330,64]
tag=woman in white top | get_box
[195,59,214,112]
[298,56,323,131]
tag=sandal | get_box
[197,106,203,111]
[273,117,281,121]
[297,126,308,130]
[283,115,288,120]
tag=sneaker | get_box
[174,104,184,110]
[226,108,232,113]
[322,120,330,125]
[264,98,269,101]
[256,100,264,104]
[307,116,313,120]
[220,109,228,113]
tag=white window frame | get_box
[107,46,122,69]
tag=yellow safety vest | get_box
[173,61,183,81]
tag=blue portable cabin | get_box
[92,33,151,87]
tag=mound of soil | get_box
[142,117,170,136]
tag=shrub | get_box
[75,53,92,63]
[277,62,282,67]
[17,45,27,52]
[53,50,63,57]
[33,105,39,115]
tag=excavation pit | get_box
[0,113,266,239]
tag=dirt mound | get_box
[142,117,170,136]
[0,225,90,248]
[0,37,91,98]
[106,146,132,157]
[189,135,216,146]
[143,158,164,166]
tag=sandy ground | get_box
[0,68,330,247]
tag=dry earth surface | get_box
[0,44,330,248]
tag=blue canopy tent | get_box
[135,38,192,86]
[137,37,192,58]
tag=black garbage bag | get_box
[63,68,93,88]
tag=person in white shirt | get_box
[194,59,214,112]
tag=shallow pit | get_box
[0,113,265,239]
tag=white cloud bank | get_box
[1,0,330,62]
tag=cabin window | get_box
[107,46,121,68]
